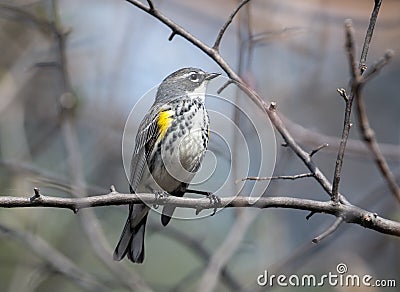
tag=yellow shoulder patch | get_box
[157,110,173,141]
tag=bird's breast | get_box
[149,98,209,188]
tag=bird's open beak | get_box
[205,72,221,80]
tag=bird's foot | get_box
[186,188,221,216]
[153,190,169,209]
[206,193,221,216]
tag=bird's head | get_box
[156,67,220,101]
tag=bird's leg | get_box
[186,189,221,216]
[185,189,210,196]
[153,190,169,209]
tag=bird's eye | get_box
[189,73,199,82]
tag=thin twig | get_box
[217,80,235,94]
[312,217,343,243]
[359,0,383,74]
[146,0,154,11]
[239,173,314,183]
[331,20,360,203]
[361,50,394,84]
[336,88,349,102]
[213,0,250,51]
[310,144,329,157]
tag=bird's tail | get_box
[113,209,148,263]
[161,189,186,226]
[161,205,176,226]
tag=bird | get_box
[113,67,220,263]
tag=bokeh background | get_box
[0,0,399,291]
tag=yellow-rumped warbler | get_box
[113,67,220,263]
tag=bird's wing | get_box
[129,103,173,192]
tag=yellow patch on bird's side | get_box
[157,110,173,141]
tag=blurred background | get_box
[0,0,399,291]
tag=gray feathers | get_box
[114,67,217,263]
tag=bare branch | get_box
[309,143,329,157]
[344,20,360,82]
[168,30,177,41]
[217,79,235,94]
[359,0,383,74]
[361,50,394,84]
[331,20,360,203]
[312,217,343,243]
[1,191,400,237]
[213,0,250,51]
[239,173,313,183]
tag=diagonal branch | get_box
[361,50,394,84]
[312,217,344,243]
[359,0,383,74]
[213,0,250,51]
